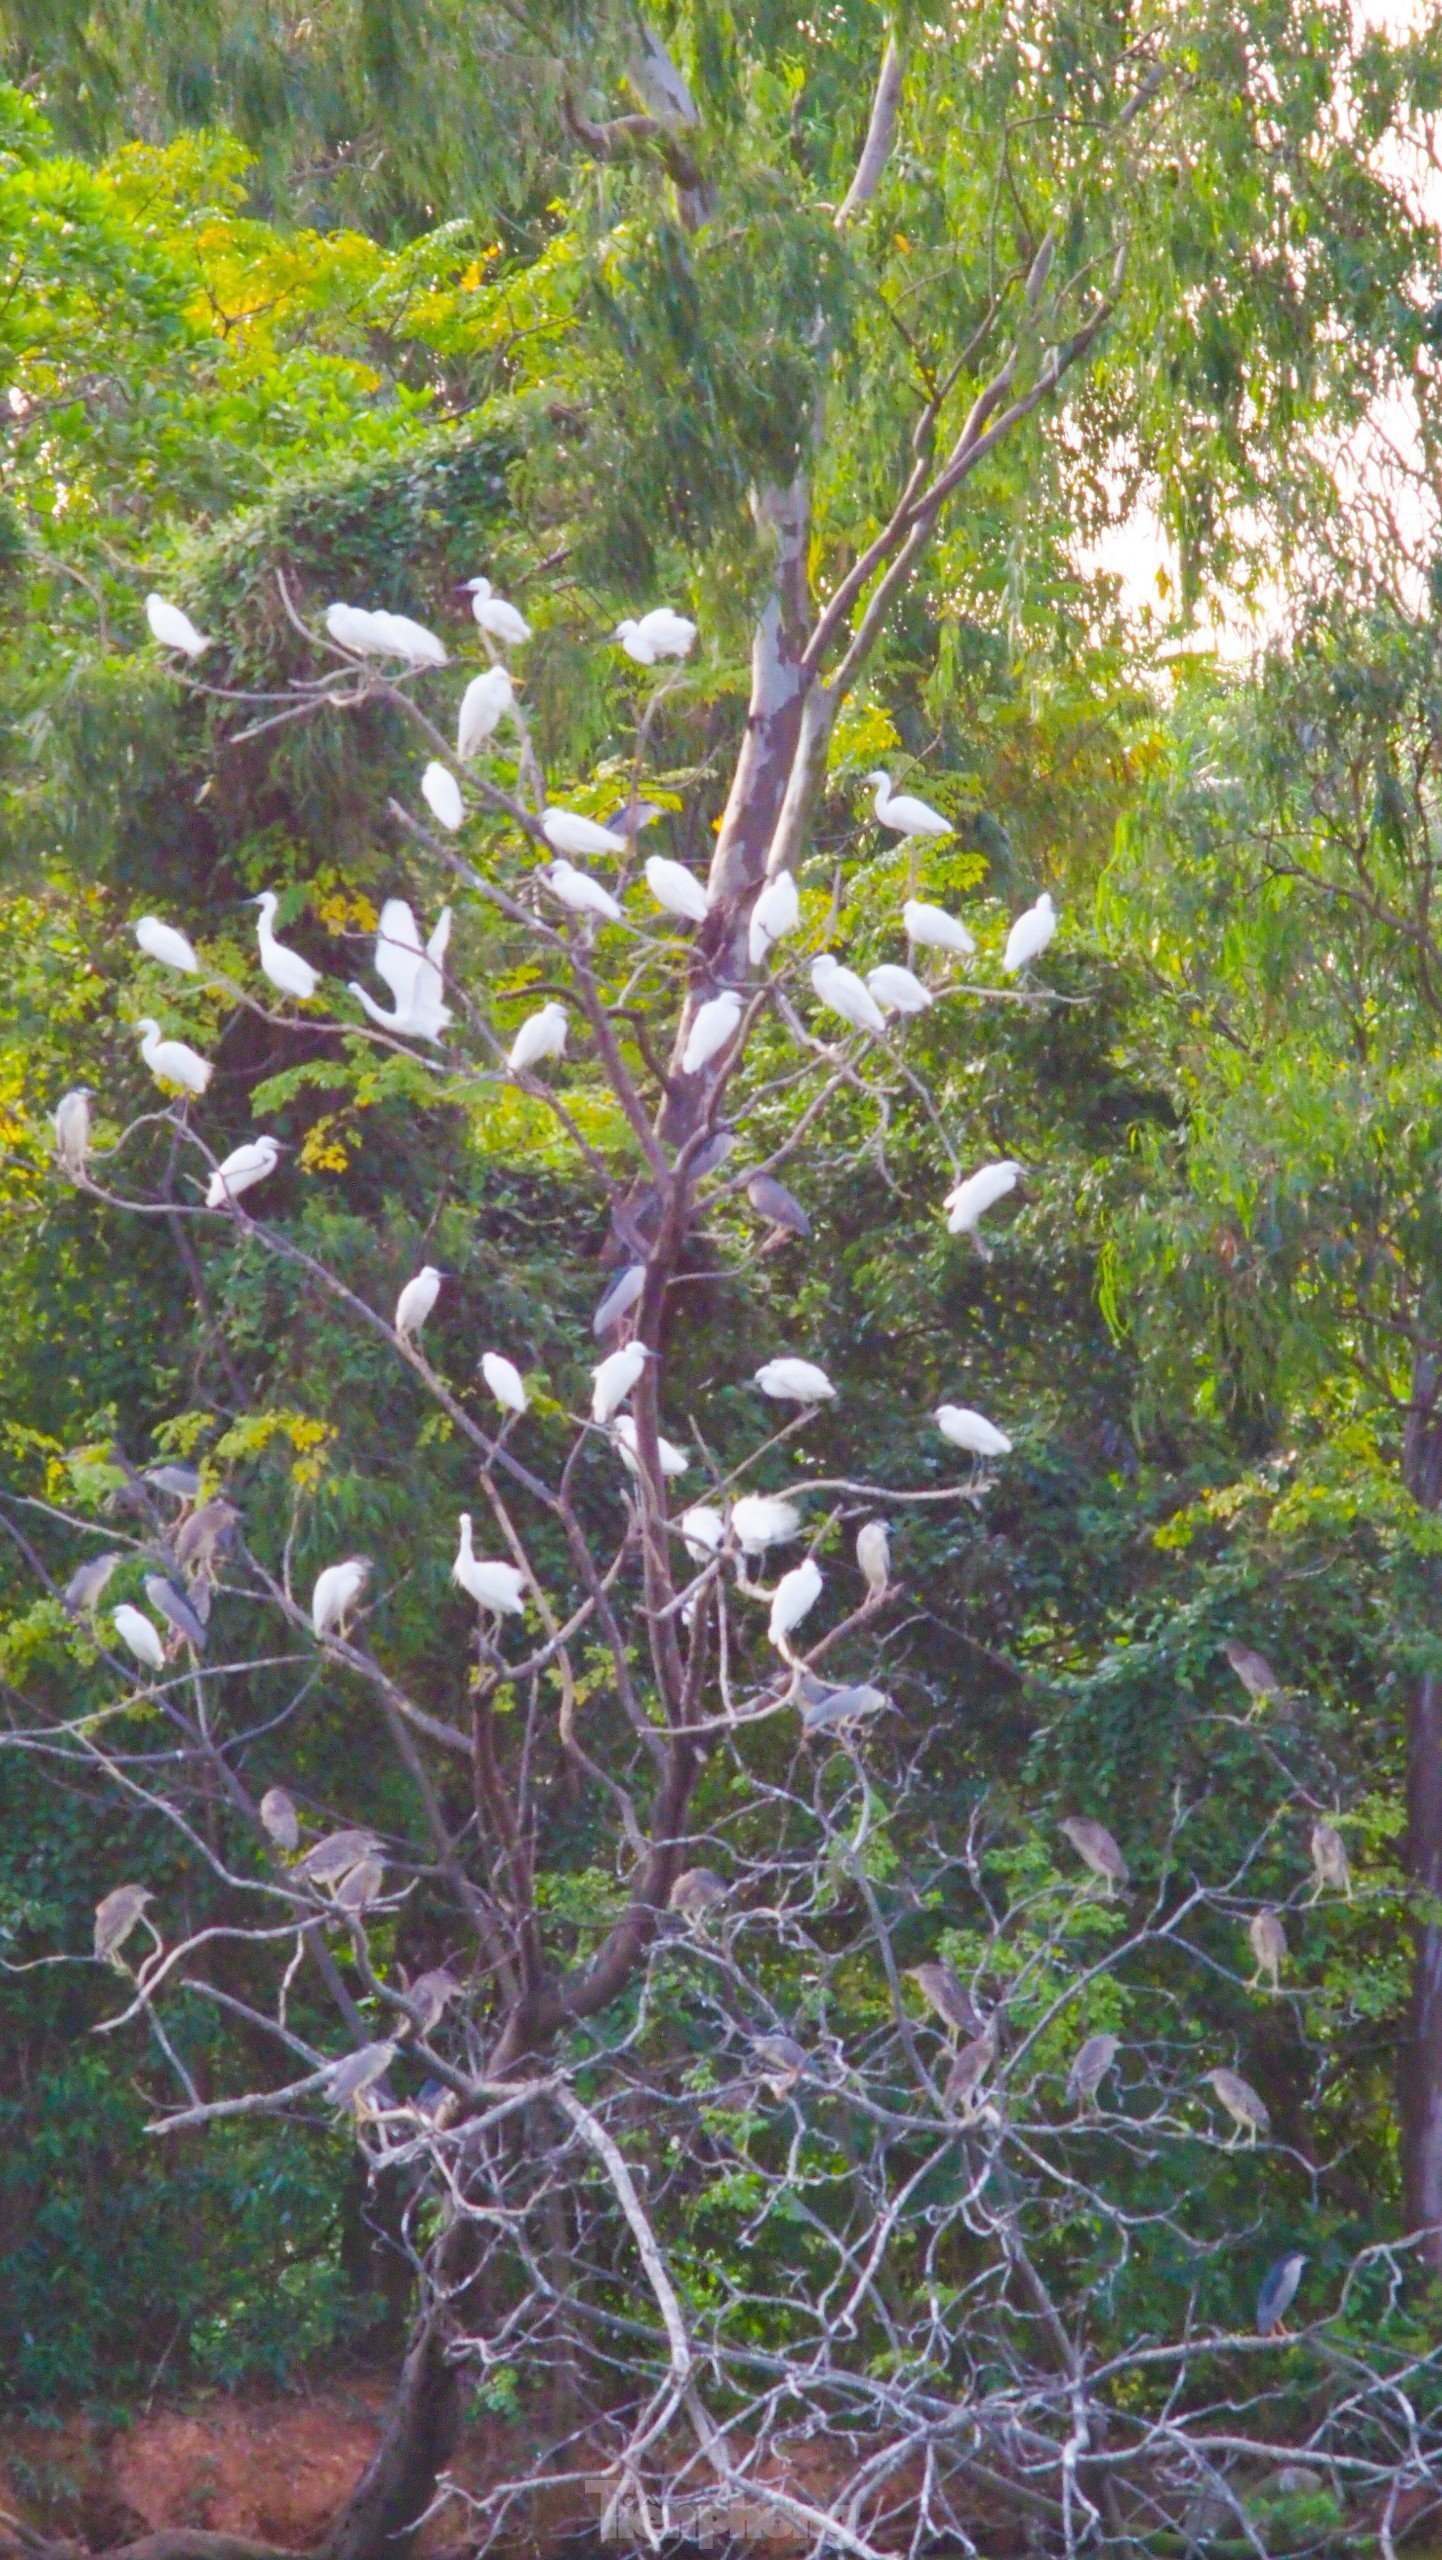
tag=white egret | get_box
[612,1414,689,1478]
[1003,892,1057,973]
[749,871,799,963]
[452,1514,526,1614]
[421,762,464,831]
[350,900,452,1041]
[481,1351,529,1415]
[903,898,974,955]
[644,856,708,922]
[754,1356,835,1405]
[456,666,515,756]
[95,1883,153,1964]
[395,1265,442,1343]
[205,1134,280,1209]
[680,1504,725,1560]
[508,1002,568,1071]
[731,1493,801,1553]
[935,1404,1012,1458]
[681,991,741,1075]
[135,1019,212,1097]
[545,861,622,923]
[768,1556,822,1650]
[260,1786,300,1851]
[463,577,531,647]
[113,1603,165,1672]
[146,594,210,657]
[312,1557,372,1640]
[250,893,320,1001]
[325,603,388,656]
[593,1264,646,1337]
[867,963,932,1015]
[615,609,696,664]
[865,770,952,839]
[135,914,200,974]
[592,1341,648,1423]
[811,954,887,1036]
[856,1520,890,1595]
[365,608,447,668]
[52,1088,91,1176]
[945,1160,1021,1237]
[542,808,628,859]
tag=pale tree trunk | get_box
[1401,1349,1442,2265]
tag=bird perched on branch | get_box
[205,1134,280,1210]
[856,1520,890,1598]
[482,1352,529,1416]
[94,1883,153,1967]
[612,1414,689,1479]
[614,608,696,664]
[768,1557,822,1651]
[1205,2066,1271,2146]
[452,1517,525,1617]
[749,871,800,963]
[1222,1638,1281,1708]
[751,2033,808,2098]
[135,914,200,974]
[868,963,932,1016]
[113,1603,165,1672]
[259,1786,300,1852]
[669,1867,727,1923]
[311,1557,371,1641]
[395,1266,443,1345]
[746,1172,811,1242]
[64,1551,121,1615]
[297,1829,382,1888]
[811,953,887,1036]
[754,1356,834,1405]
[592,1341,648,1424]
[456,665,515,755]
[52,1087,93,1177]
[326,2041,398,2115]
[731,1494,802,1553]
[681,990,741,1074]
[350,900,452,1041]
[172,1497,238,1580]
[904,898,974,955]
[1003,892,1057,974]
[1310,1821,1351,1899]
[463,576,531,648]
[945,1162,1021,1240]
[1248,1909,1287,1992]
[405,1968,462,2034]
[936,1404,1011,1459]
[1060,1816,1129,1895]
[644,856,709,922]
[945,2021,999,2116]
[509,1001,568,1072]
[250,892,320,1002]
[799,1680,889,1737]
[679,1505,725,1561]
[906,1961,984,2040]
[1255,2250,1307,2338]
[1067,2032,1120,2113]
[592,1264,645,1338]
[543,807,628,860]
[145,1572,209,1653]
[420,762,464,832]
[864,770,952,840]
[145,1461,203,1503]
[146,593,210,657]
[135,1019,212,1096]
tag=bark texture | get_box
[316,2319,460,2560]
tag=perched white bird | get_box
[856,1521,890,1595]
[325,602,389,656]
[52,1088,91,1176]
[542,808,629,859]
[421,762,464,831]
[592,1341,648,1424]
[464,577,531,647]
[749,871,800,964]
[731,1493,802,1553]
[481,1351,529,1415]
[811,954,887,1036]
[903,898,975,956]
[146,594,210,657]
[1003,892,1057,973]
[680,1504,725,1560]
[364,608,447,669]
[545,861,622,923]
[681,991,742,1075]
[312,1557,372,1639]
[456,666,515,757]
[754,1356,835,1405]
[350,900,452,1041]
[135,914,200,974]
[395,1265,442,1343]
[251,893,320,1001]
[615,609,697,664]
[612,1414,689,1478]
[868,964,932,1016]
[508,1002,568,1071]
[945,1160,1021,1237]
[768,1557,822,1650]
[452,1514,526,1614]
[135,1018,212,1097]
[644,856,708,922]
[865,770,952,839]
[113,1603,166,1671]
[205,1134,280,1209]
[936,1404,1012,1458]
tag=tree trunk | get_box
[1400,1350,1442,2265]
[316,2316,460,2560]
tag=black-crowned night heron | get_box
[669,1868,727,1923]
[1310,1821,1351,1899]
[747,1173,811,1240]
[259,1786,300,1851]
[906,1962,984,2040]
[1067,2032,1120,2112]
[944,2023,998,2116]
[1060,1815,1129,1895]
[1256,2250,1307,2337]
[1205,2067,1271,2146]
[1222,1638,1280,1707]
[1248,1909,1287,1991]
[145,1572,208,1653]
[94,1883,153,1967]
[64,1552,122,1615]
